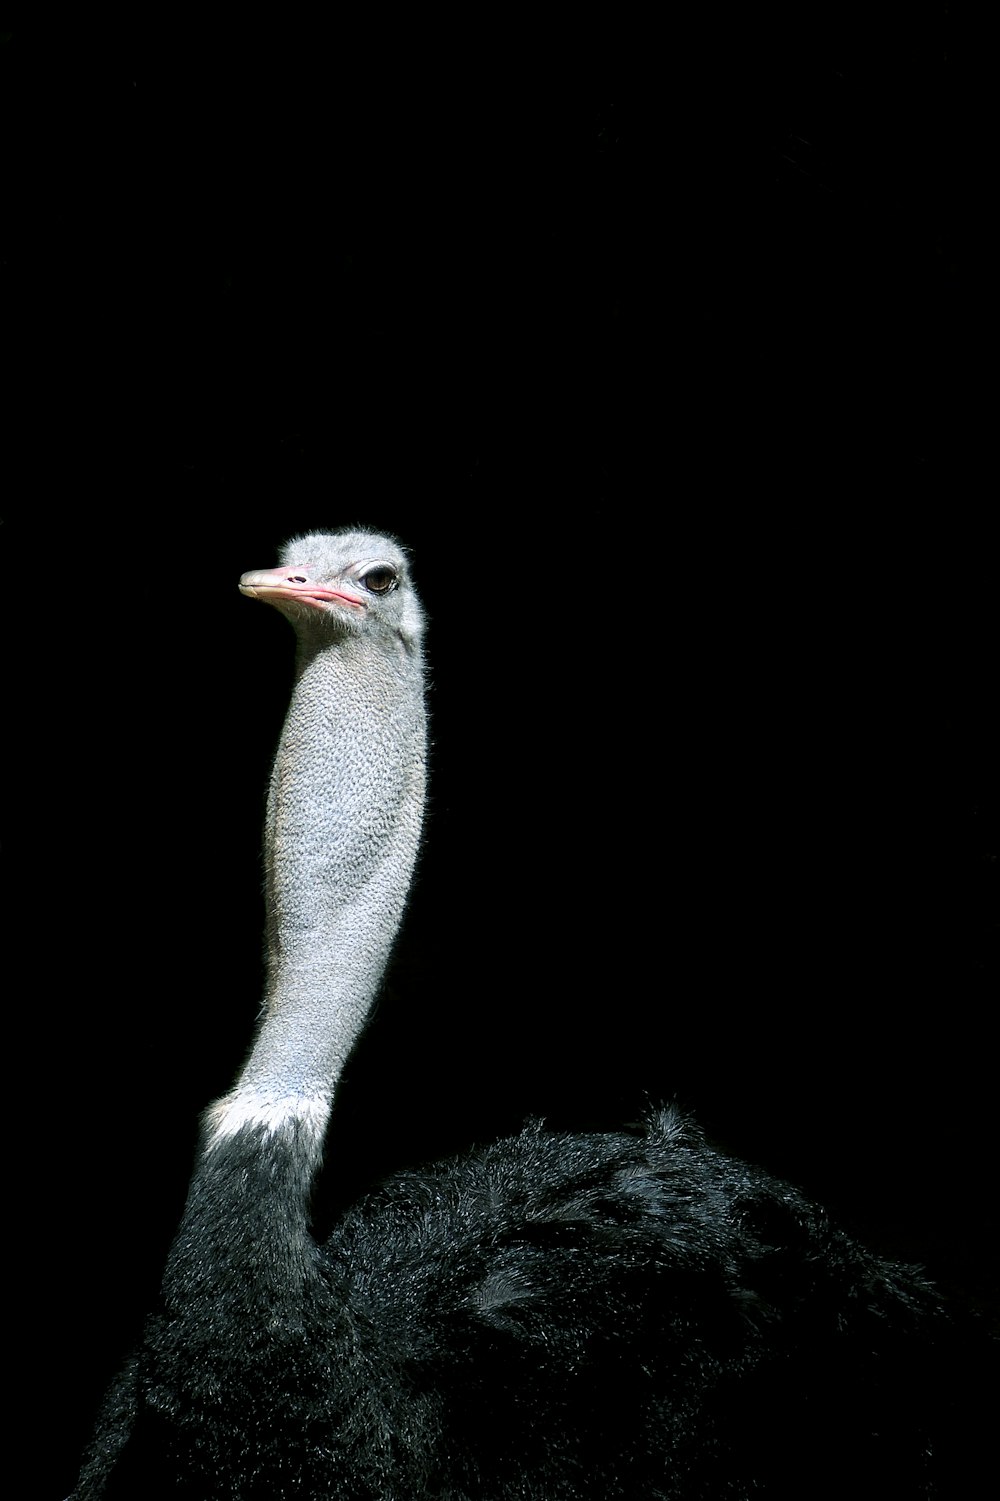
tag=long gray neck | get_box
[205,626,426,1164]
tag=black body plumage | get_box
[72,1107,987,1499]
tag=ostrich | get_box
[71,529,989,1499]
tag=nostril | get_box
[288,574,308,583]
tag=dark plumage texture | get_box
[73,1107,987,1499]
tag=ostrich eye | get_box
[359,565,398,595]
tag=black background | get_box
[1,15,994,1498]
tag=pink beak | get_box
[239,566,366,611]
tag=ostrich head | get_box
[239,529,425,650]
